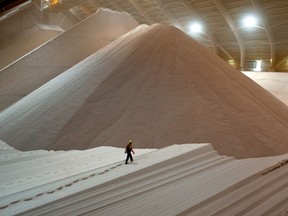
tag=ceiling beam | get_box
[250,0,276,70]
[129,0,154,24]
[213,0,245,68]
[69,7,86,20]
[107,0,123,12]
[181,0,240,62]
[153,0,183,28]
[219,46,238,64]
[78,5,94,17]
[180,0,197,19]
[275,55,288,68]
[181,0,222,56]
[153,0,223,58]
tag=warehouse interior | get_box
[1,1,288,215]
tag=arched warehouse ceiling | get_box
[1,0,288,71]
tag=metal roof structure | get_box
[1,0,288,71]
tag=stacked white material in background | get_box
[244,71,288,106]
[0,8,139,111]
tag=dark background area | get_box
[0,0,29,14]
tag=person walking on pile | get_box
[125,140,135,164]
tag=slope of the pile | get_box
[0,8,139,111]
[0,2,77,70]
[243,71,288,106]
[1,24,288,158]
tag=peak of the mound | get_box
[1,24,288,158]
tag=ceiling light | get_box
[243,15,257,27]
[189,23,202,33]
[50,0,61,6]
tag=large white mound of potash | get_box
[1,24,288,158]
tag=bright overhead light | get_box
[189,23,202,33]
[243,15,257,27]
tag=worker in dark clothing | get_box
[125,140,135,164]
